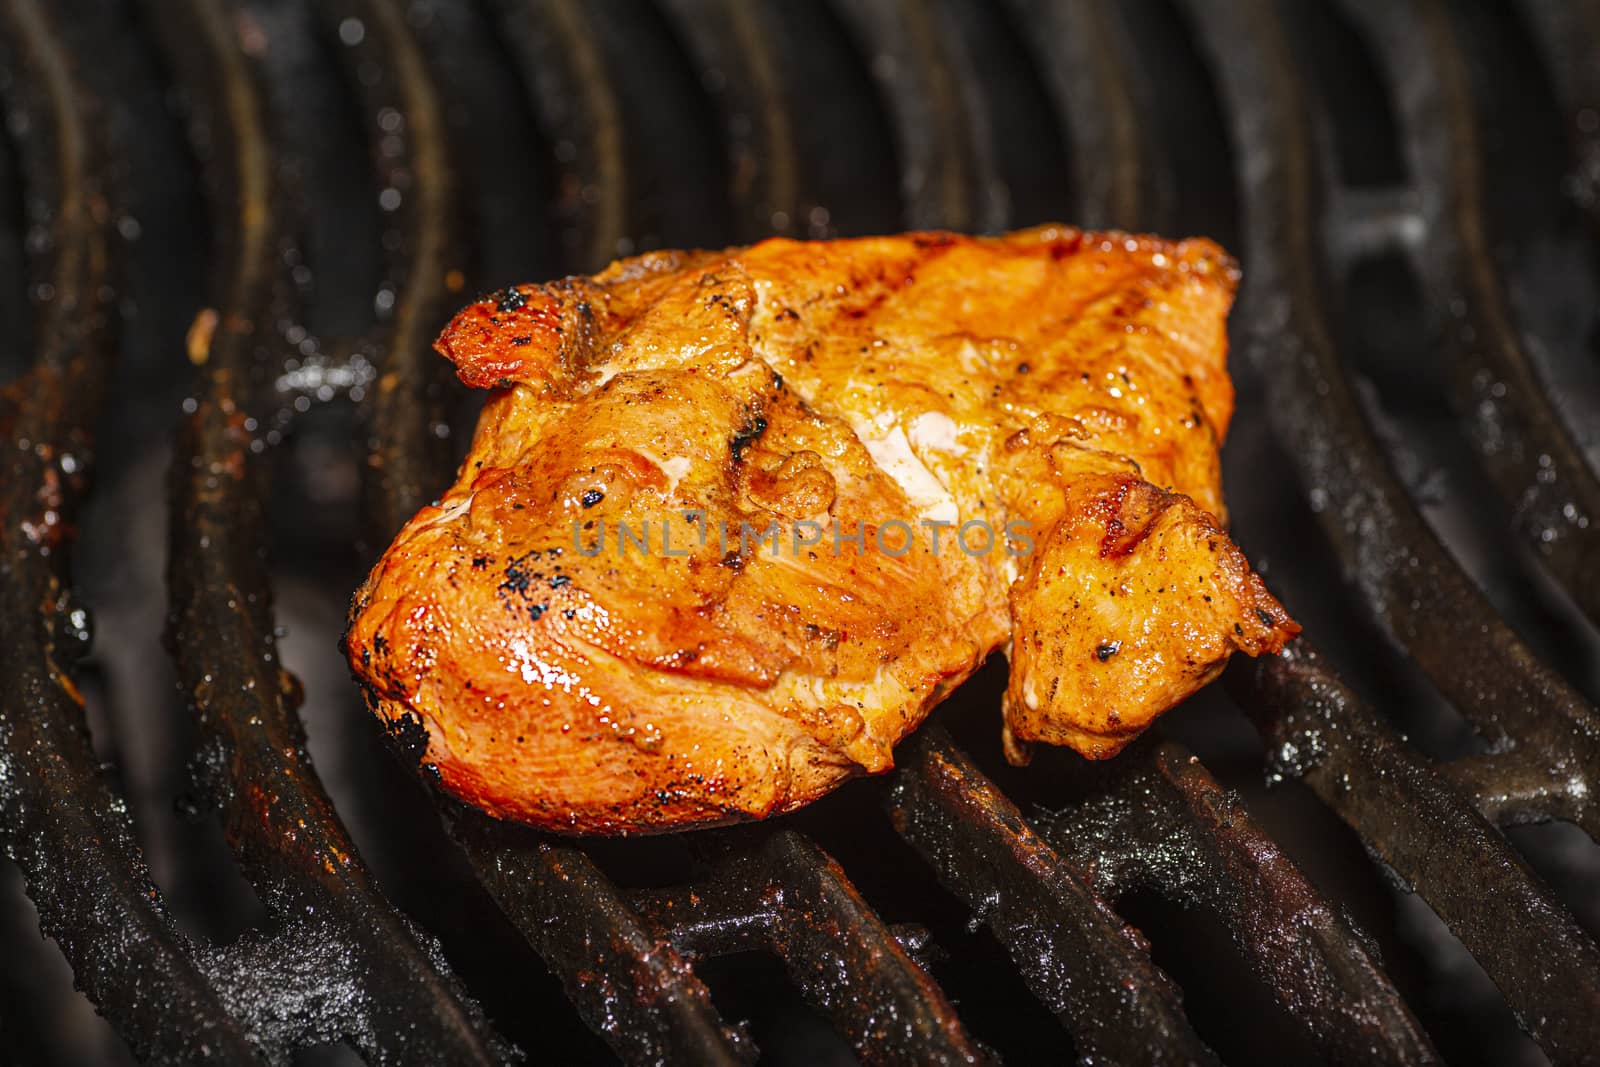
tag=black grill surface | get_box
[2,1,1599,1065]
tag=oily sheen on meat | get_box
[347,228,1298,833]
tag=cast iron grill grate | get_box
[1,1,1598,1064]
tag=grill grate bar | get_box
[158,0,508,1060]
[1182,0,1600,826]
[1001,0,1159,231]
[632,830,985,1067]
[832,0,999,232]
[889,727,1219,1065]
[491,0,631,274]
[332,0,466,537]
[657,0,805,243]
[1234,643,1600,1062]
[1434,748,1600,833]
[1516,0,1600,235]
[0,2,260,1059]
[448,814,752,1066]
[1347,0,1600,629]
[1039,741,1439,1065]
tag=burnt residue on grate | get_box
[0,1,261,1060]
[4,1,1600,1065]
[1232,641,1600,1062]
[1187,0,1600,832]
[156,0,507,1061]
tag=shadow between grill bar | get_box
[631,830,985,1066]
[0,1,258,1060]
[888,727,1219,1065]
[1180,0,1600,837]
[1232,644,1600,1063]
[1344,0,1600,630]
[156,0,509,1060]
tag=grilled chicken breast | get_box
[347,227,1297,833]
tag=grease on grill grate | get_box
[2,1,1599,1065]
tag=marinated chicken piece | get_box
[347,227,1298,833]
